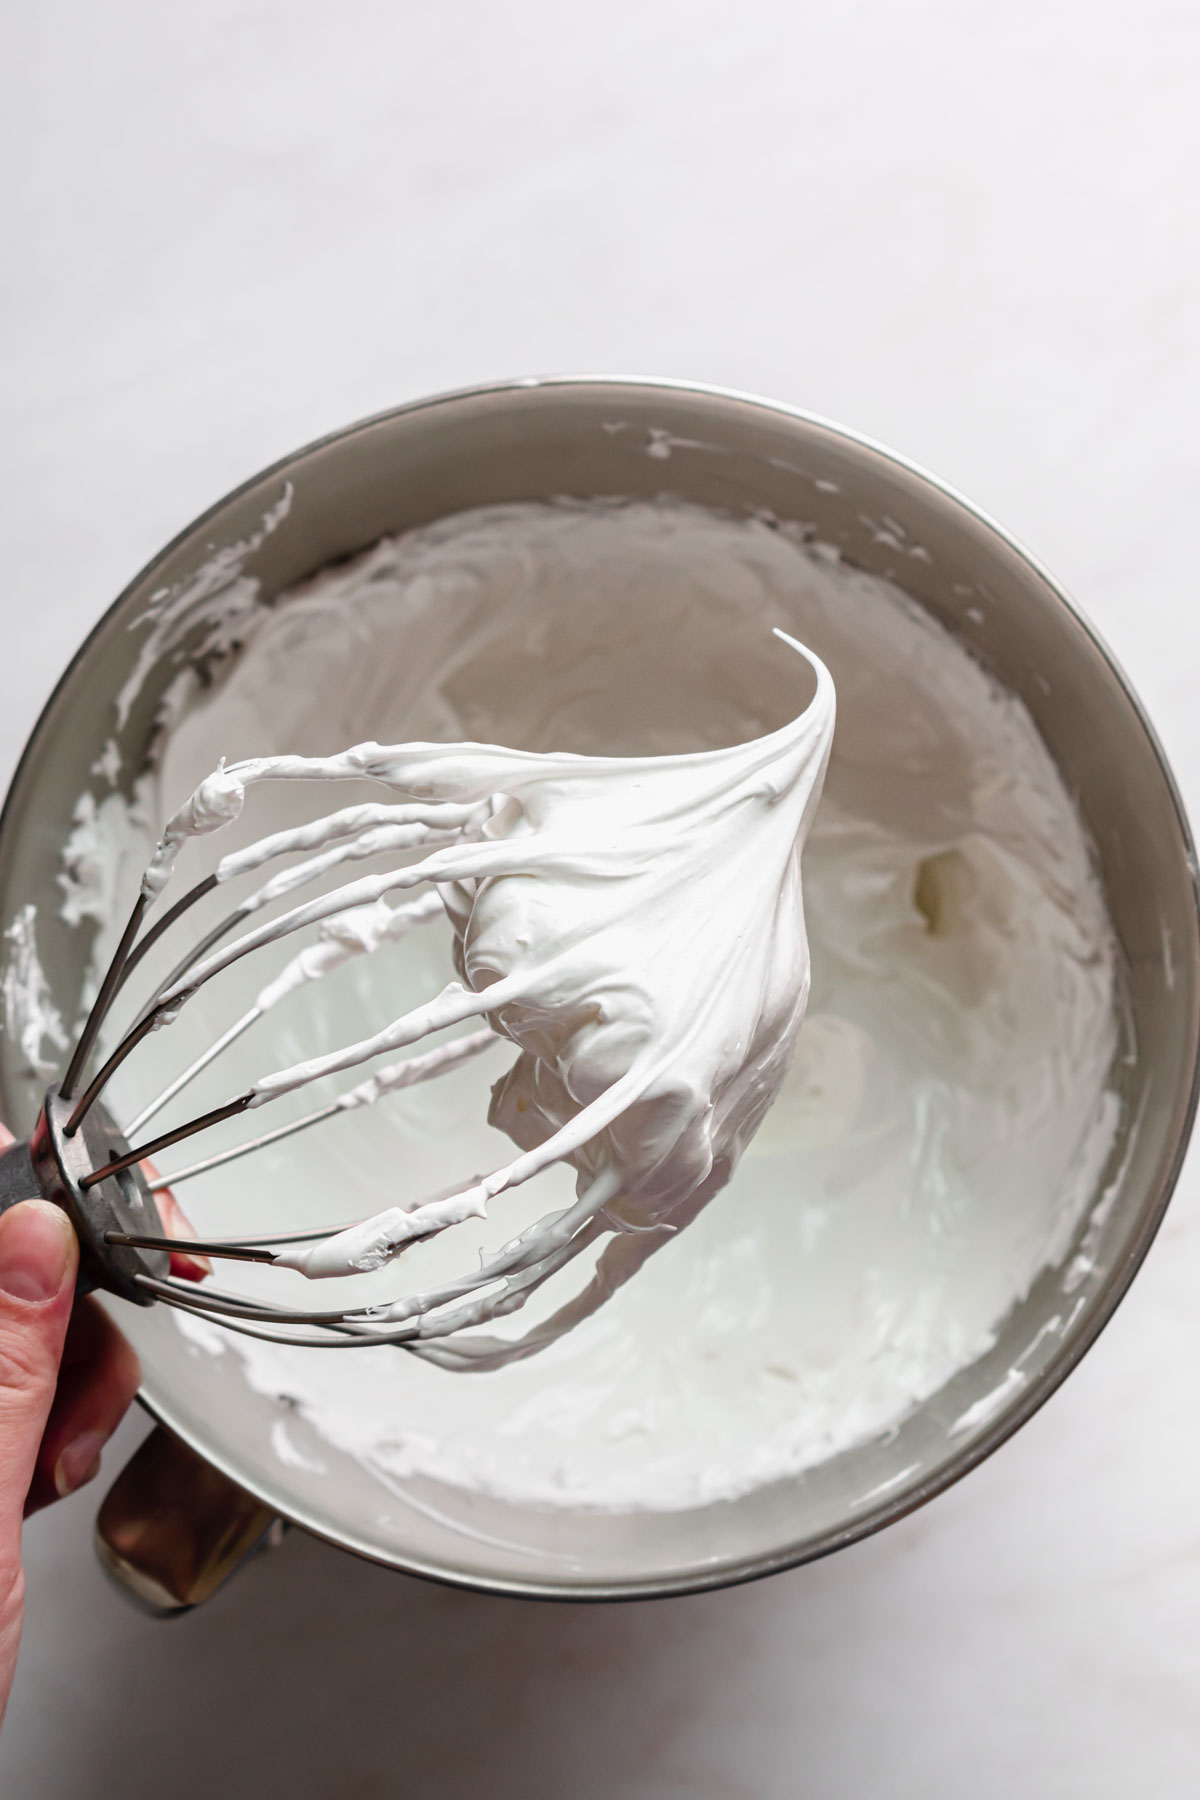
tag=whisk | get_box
[0,631,834,1368]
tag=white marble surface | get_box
[3,2,1200,1793]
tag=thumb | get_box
[0,1203,79,1537]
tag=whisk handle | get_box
[0,1136,40,1213]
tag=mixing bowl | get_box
[1,377,1196,1606]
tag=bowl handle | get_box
[94,1424,286,1614]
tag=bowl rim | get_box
[6,372,1199,1601]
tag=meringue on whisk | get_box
[16,630,833,1368]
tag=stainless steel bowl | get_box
[2,377,1197,1604]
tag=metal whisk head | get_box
[0,764,655,1369]
[0,638,833,1366]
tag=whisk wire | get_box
[125,1006,263,1139]
[146,1102,344,1189]
[134,906,251,1026]
[81,1095,255,1190]
[113,874,219,995]
[65,1007,168,1136]
[60,894,151,1106]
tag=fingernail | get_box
[0,1201,76,1302]
[54,1431,108,1499]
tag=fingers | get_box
[0,1129,208,1281]
[0,1198,80,1706]
[0,1203,79,1535]
[0,1128,205,1540]
[23,1297,142,1517]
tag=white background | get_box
[3,2,1200,1794]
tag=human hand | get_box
[0,1121,204,1726]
